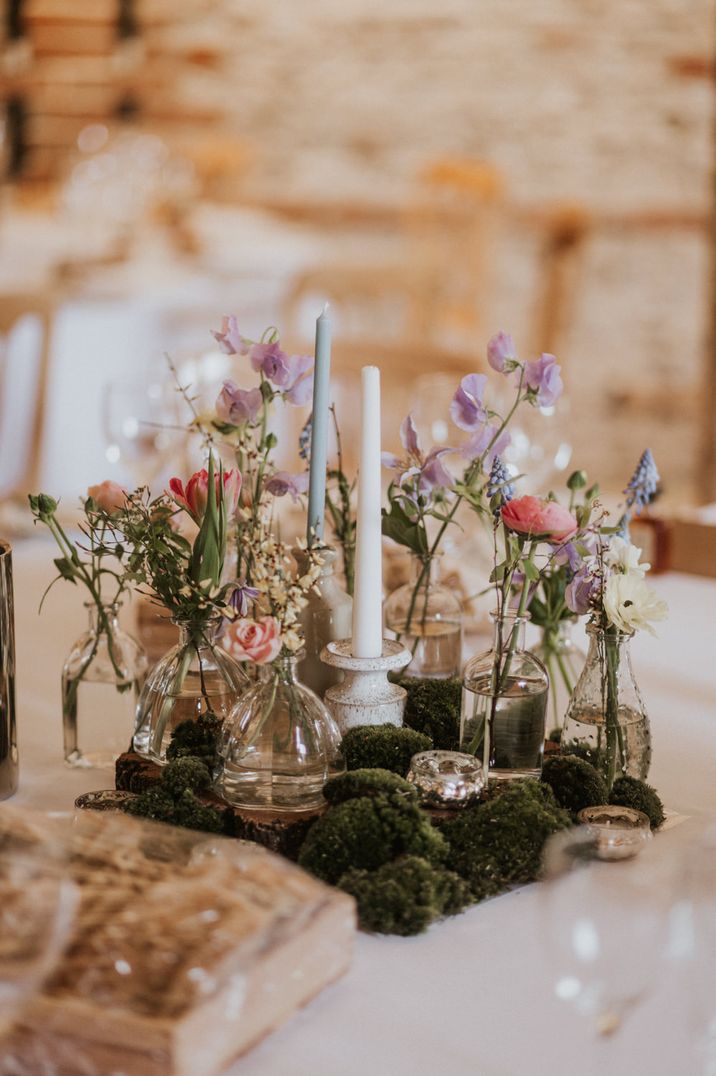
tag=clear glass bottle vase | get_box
[560,622,651,788]
[384,553,463,679]
[460,611,548,780]
[62,602,147,768]
[533,620,587,740]
[217,653,345,812]
[133,617,249,763]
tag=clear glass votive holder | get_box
[577,805,652,861]
[406,750,485,809]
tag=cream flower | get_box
[604,536,650,578]
[603,573,668,636]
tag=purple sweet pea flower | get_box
[215,380,263,425]
[487,331,516,374]
[565,565,599,615]
[552,540,582,573]
[419,449,454,493]
[283,354,314,406]
[450,374,488,432]
[460,424,511,464]
[524,353,563,407]
[249,341,290,385]
[264,470,310,502]
[211,315,249,356]
[229,582,260,617]
[382,414,454,498]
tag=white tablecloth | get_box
[8,537,716,1076]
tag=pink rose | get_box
[501,495,577,543]
[87,480,127,514]
[224,616,282,665]
[168,467,241,523]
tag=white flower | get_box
[603,573,668,636]
[604,537,650,578]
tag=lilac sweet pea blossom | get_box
[265,470,310,502]
[249,341,290,385]
[211,316,249,356]
[565,565,599,615]
[552,540,582,574]
[450,374,488,432]
[229,582,260,617]
[382,415,454,499]
[283,354,314,406]
[487,331,516,374]
[215,380,263,425]
[524,353,563,407]
[460,424,510,464]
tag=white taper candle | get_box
[351,365,384,658]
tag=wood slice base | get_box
[115,752,324,861]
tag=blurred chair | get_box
[0,294,54,503]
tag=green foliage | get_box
[443,780,572,899]
[298,792,447,886]
[323,768,418,806]
[166,714,221,769]
[401,677,462,750]
[162,757,212,795]
[609,776,665,829]
[338,856,472,936]
[541,754,609,820]
[341,724,433,777]
[381,496,429,557]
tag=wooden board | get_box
[2,808,355,1076]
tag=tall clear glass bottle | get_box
[384,554,463,679]
[133,617,248,763]
[460,611,548,780]
[533,621,587,740]
[217,653,344,812]
[560,623,651,788]
[295,545,353,696]
[62,602,147,768]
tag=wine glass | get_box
[540,827,671,1046]
[0,839,77,1038]
[102,374,186,489]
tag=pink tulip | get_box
[168,467,241,523]
[224,616,282,664]
[501,495,578,543]
[87,480,128,515]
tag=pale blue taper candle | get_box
[307,303,331,546]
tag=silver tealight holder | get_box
[407,750,485,809]
[577,805,652,861]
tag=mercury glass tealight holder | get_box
[577,805,652,861]
[407,750,485,809]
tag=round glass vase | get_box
[560,622,651,789]
[533,620,587,741]
[133,617,249,764]
[384,554,463,679]
[460,611,549,781]
[62,602,147,768]
[216,653,345,812]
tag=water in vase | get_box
[63,677,140,768]
[460,673,548,780]
[393,619,462,680]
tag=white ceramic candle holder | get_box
[320,639,412,732]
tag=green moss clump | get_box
[609,776,665,829]
[541,754,608,820]
[323,768,418,806]
[298,792,447,885]
[124,786,177,825]
[341,725,433,777]
[169,788,224,833]
[162,757,211,796]
[401,677,462,750]
[443,780,572,899]
[338,855,473,936]
[166,714,221,768]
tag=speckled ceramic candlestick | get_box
[320,639,411,732]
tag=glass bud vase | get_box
[62,602,148,768]
[560,622,651,788]
[384,554,463,679]
[533,621,587,741]
[134,617,249,764]
[217,653,345,812]
[460,611,548,781]
[295,545,353,697]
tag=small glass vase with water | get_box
[460,610,548,780]
[62,601,147,768]
[384,553,463,679]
